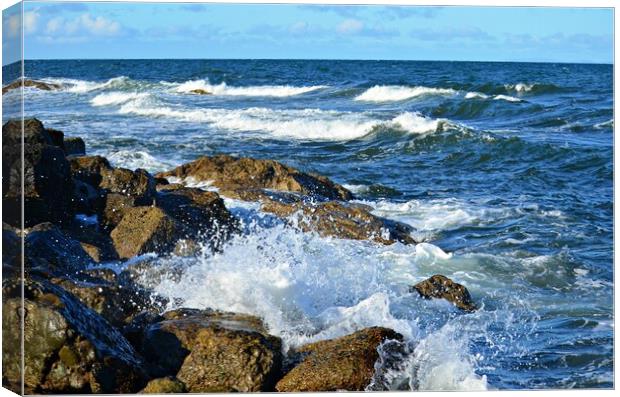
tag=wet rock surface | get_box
[2,276,147,393]
[411,274,477,311]
[157,154,353,201]
[276,327,403,391]
[140,377,187,393]
[2,79,62,94]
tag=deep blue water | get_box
[3,59,613,390]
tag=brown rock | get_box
[2,79,61,94]
[261,199,417,245]
[140,377,187,393]
[69,155,113,187]
[410,274,477,311]
[99,167,156,204]
[156,154,352,201]
[2,277,147,393]
[140,309,282,392]
[110,206,180,259]
[276,327,403,392]
[189,89,212,95]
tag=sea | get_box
[2,59,614,390]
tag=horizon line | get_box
[2,58,613,66]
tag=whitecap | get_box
[465,92,489,100]
[493,94,522,102]
[173,78,327,97]
[355,85,456,102]
[90,91,151,106]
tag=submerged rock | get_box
[139,309,282,392]
[410,274,477,311]
[262,199,417,245]
[3,119,74,227]
[276,327,403,392]
[157,154,353,201]
[2,78,61,94]
[2,277,147,393]
[189,89,211,95]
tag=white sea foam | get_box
[43,76,132,93]
[511,83,534,93]
[594,119,613,129]
[355,85,456,102]
[106,149,173,172]
[493,94,522,102]
[118,95,448,140]
[173,79,327,97]
[465,92,489,99]
[90,91,151,106]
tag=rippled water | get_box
[3,59,613,390]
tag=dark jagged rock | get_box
[2,222,21,276]
[140,377,187,393]
[261,199,417,245]
[410,274,477,312]
[2,79,62,94]
[63,137,86,156]
[276,327,403,392]
[63,221,119,263]
[156,186,238,249]
[24,222,93,276]
[2,277,147,393]
[139,309,282,392]
[156,154,353,201]
[3,119,74,227]
[69,155,113,187]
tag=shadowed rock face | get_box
[156,154,353,201]
[276,327,403,392]
[139,309,282,392]
[2,79,62,94]
[410,274,477,312]
[2,277,148,394]
[3,119,75,227]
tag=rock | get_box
[118,258,185,290]
[140,377,187,393]
[2,222,21,275]
[50,273,163,327]
[157,154,353,201]
[110,206,180,259]
[276,327,402,392]
[156,186,238,249]
[140,309,282,391]
[410,275,477,311]
[2,276,147,393]
[72,179,106,215]
[2,79,62,94]
[3,119,74,227]
[261,199,417,245]
[63,221,119,263]
[69,155,113,187]
[24,222,93,276]
[63,137,86,156]
[99,193,137,231]
[189,89,211,95]
[99,167,156,204]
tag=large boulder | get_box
[69,155,113,187]
[156,154,353,201]
[109,206,181,259]
[2,277,147,393]
[3,119,74,227]
[261,198,417,245]
[2,78,61,94]
[24,222,93,276]
[139,309,282,392]
[276,327,402,392]
[140,377,187,393]
[410,275,477,312]
[63,137,86,156]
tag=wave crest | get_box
[355,85,456,102]
[173,79,327,97]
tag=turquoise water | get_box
[3,59,613,390]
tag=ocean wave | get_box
[42,76,134,93]
[504,82,563,95]
[106,149,173,172]
[173,78,327,97]
[594,119,613,130]
[118,95,450,140]
[90,91,151,106]
[464,92,489,100]
[493,94,522,103]
[355,85,456,102]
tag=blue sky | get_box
[5,1,614,64]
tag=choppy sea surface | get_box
[3,59,613,390]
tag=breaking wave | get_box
[355,85,457,102]
[173,79,327,97]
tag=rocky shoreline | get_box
[2,118,476,393]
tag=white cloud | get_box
[24,11,39,34]
[6,14,20,38]
[44,13,122,38]
[337,19,364,34]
